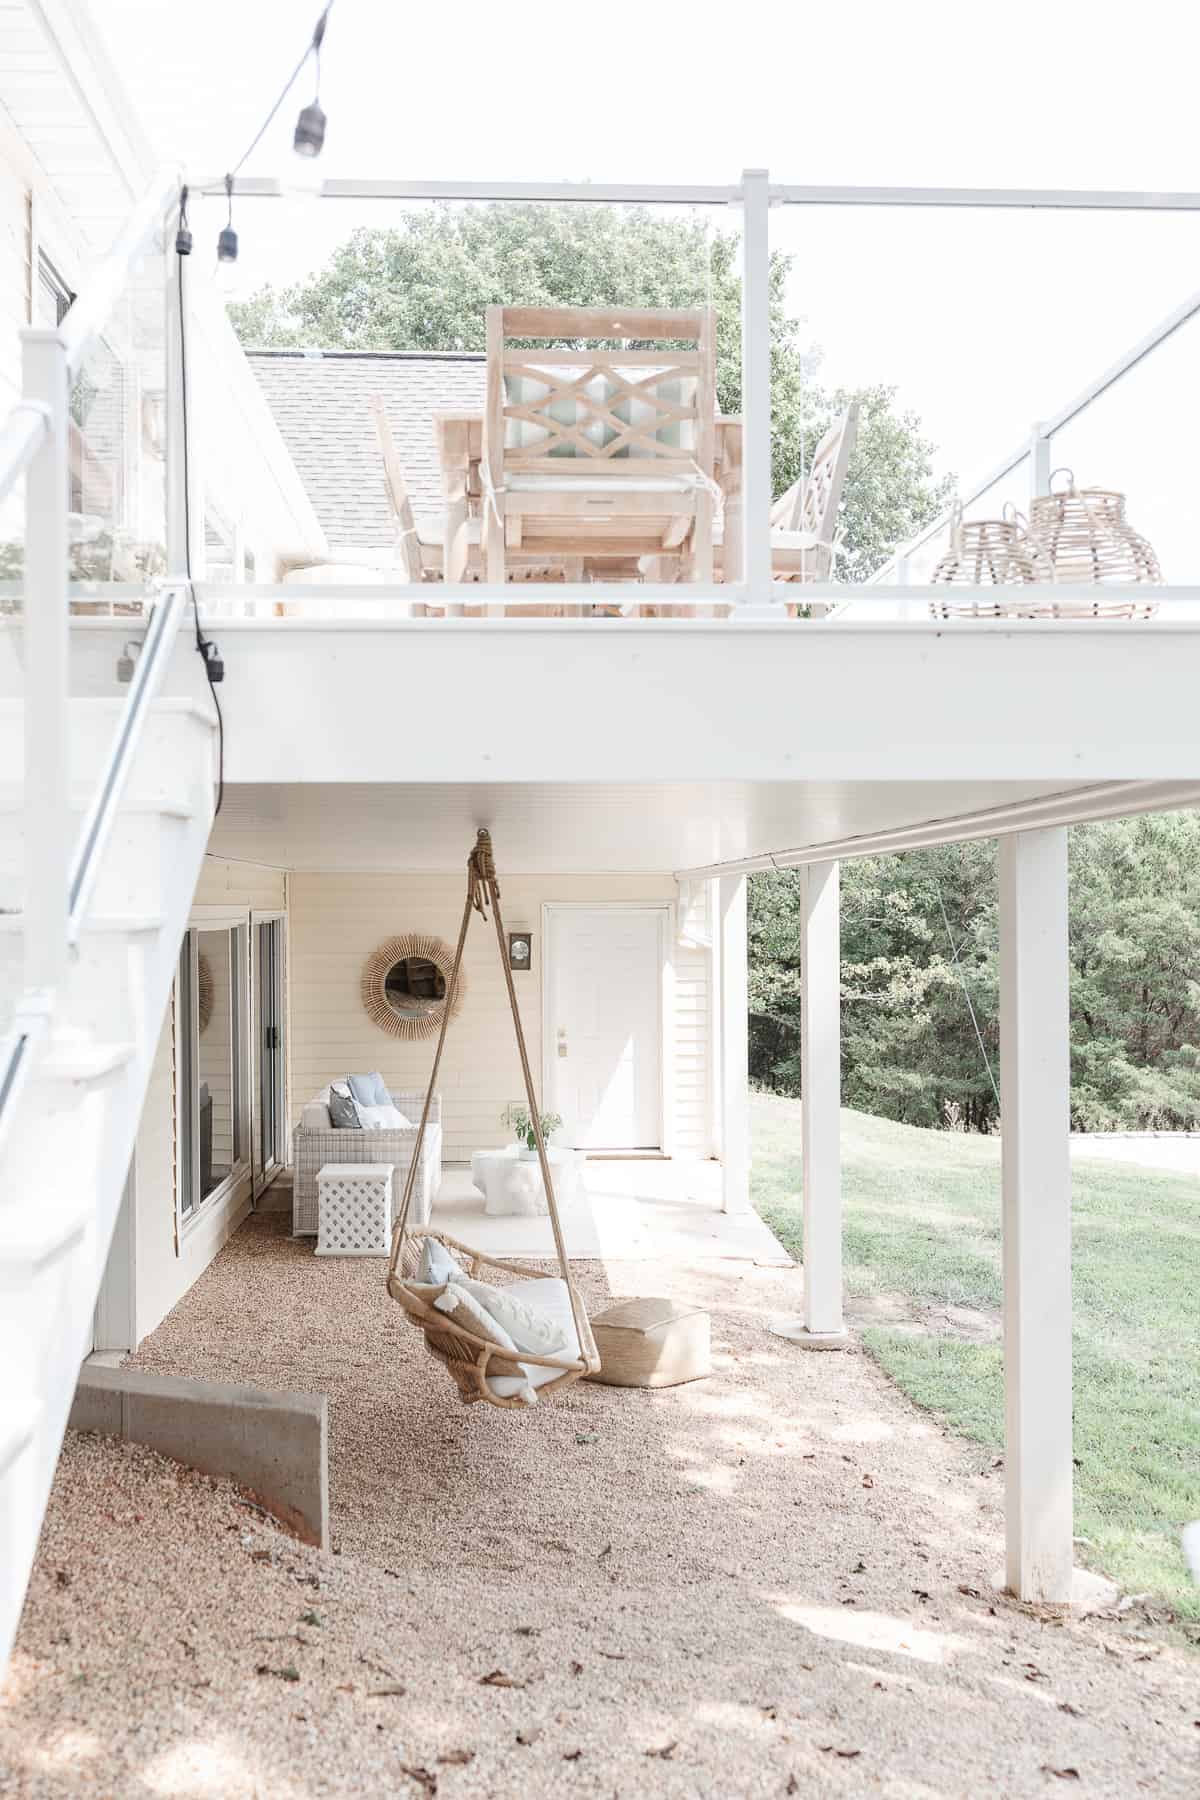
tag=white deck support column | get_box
[738,168,773,606]
[1029,421,1051,506]
[772,859,846,1347]
[717,873,750,1213]
[21,327,71,993]
[999,827,1073,1605]
[165,232,204,581]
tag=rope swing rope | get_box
[386,829,599,1408]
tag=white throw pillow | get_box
[432,1284,537,1407]
[417,1237,465,1286]
[355,1102,414,1131]
[449,1274,568,1357]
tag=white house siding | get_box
[129,856,285,1344]
[288,871,713,1165]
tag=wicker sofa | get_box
[292,1087,442,1237]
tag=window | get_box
[36,251,74,327]
[178,924,249,1220]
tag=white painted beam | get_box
[772,861,846,1347]
[999,827,1073,1604]
[739,169,772,604]
[717,873,750,1214]
[801,861,843,1338]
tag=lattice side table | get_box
[315,1163,395,1256]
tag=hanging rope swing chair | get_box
[386,830,600,1408]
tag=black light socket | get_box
[203,641,225,683]
[175,224,193,256]
[216,225,238,265]
[293,101,326,158]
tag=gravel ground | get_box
[2,1211,1198,1798]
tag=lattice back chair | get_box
[483,305,718,586]
[769,401,860,586]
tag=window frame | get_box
[176,913,252,1236]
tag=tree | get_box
[230,204,952,579]
[749,812,1200,1133]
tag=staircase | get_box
[0,685,215,1669]
[0,166,216,1675]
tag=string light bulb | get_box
[294,100,326,158]
[175,184,193,257]
[217,173,238,262]
[293,5,329,159]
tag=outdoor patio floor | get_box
[4,1207,1198,1796]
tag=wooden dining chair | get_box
[482,305,718,586]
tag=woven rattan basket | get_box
[1019,470,1161,617]
[929,503,1052,619]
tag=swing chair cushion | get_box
[429,1275,581,1403]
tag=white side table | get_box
[316,1162,395,1256]
[471,1147,579,1217]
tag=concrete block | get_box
[70,1366,329,1549]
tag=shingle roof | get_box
[246,350,486,550]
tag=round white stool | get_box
[471,1146,579,1217]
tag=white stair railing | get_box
[0,166,182,1141]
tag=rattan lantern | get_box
[929,503,1052,619]
[1020,469,1161,617]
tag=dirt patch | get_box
[2,1214,1195,1798]
[847,1289,1002,1342]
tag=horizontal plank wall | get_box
[194,858,286,911]
[130,857,286,1344]
[289,872,710,1164]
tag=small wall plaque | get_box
[508,931,532,972]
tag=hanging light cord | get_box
[935,880,1000,1110]
[214,2,333,191]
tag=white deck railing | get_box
[0,167,183,1135]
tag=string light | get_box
[217,174,238,266]
[204,3,335,272]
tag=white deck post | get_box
[1029,422,1051,505]
[999,827,1073,1604]
[738,168,773,606]
[772,859,846,1347]
[717,873,750,1213]
[21,327,71,993]
[165,235,205,580]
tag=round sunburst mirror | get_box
[361,934,464,1040]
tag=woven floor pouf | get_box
[586,1296,711,1388]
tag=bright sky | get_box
[90,0,1200,561]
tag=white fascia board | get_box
[675,781,1200,880]
[27,0,154,199]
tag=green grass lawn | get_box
[750,1091,1200,1622]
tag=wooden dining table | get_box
[431,410,744,588]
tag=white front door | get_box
[547,907,664,1151]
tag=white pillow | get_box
[449,1274,568,1357]
[432,1284,537,1407]
[417,1237,465,1286]
[355,1102,414,1131]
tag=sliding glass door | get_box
[178,923,249,1222]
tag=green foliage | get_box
[750,812,1200,1133]
[501,1102,563,1150]
[230,203,951,579]
[752,1093,1200,1622]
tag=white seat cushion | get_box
[485,1277,581,1400]
[413,515,482,548]
[505,473,697,495]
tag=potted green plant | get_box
[501,1102,563,1159]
